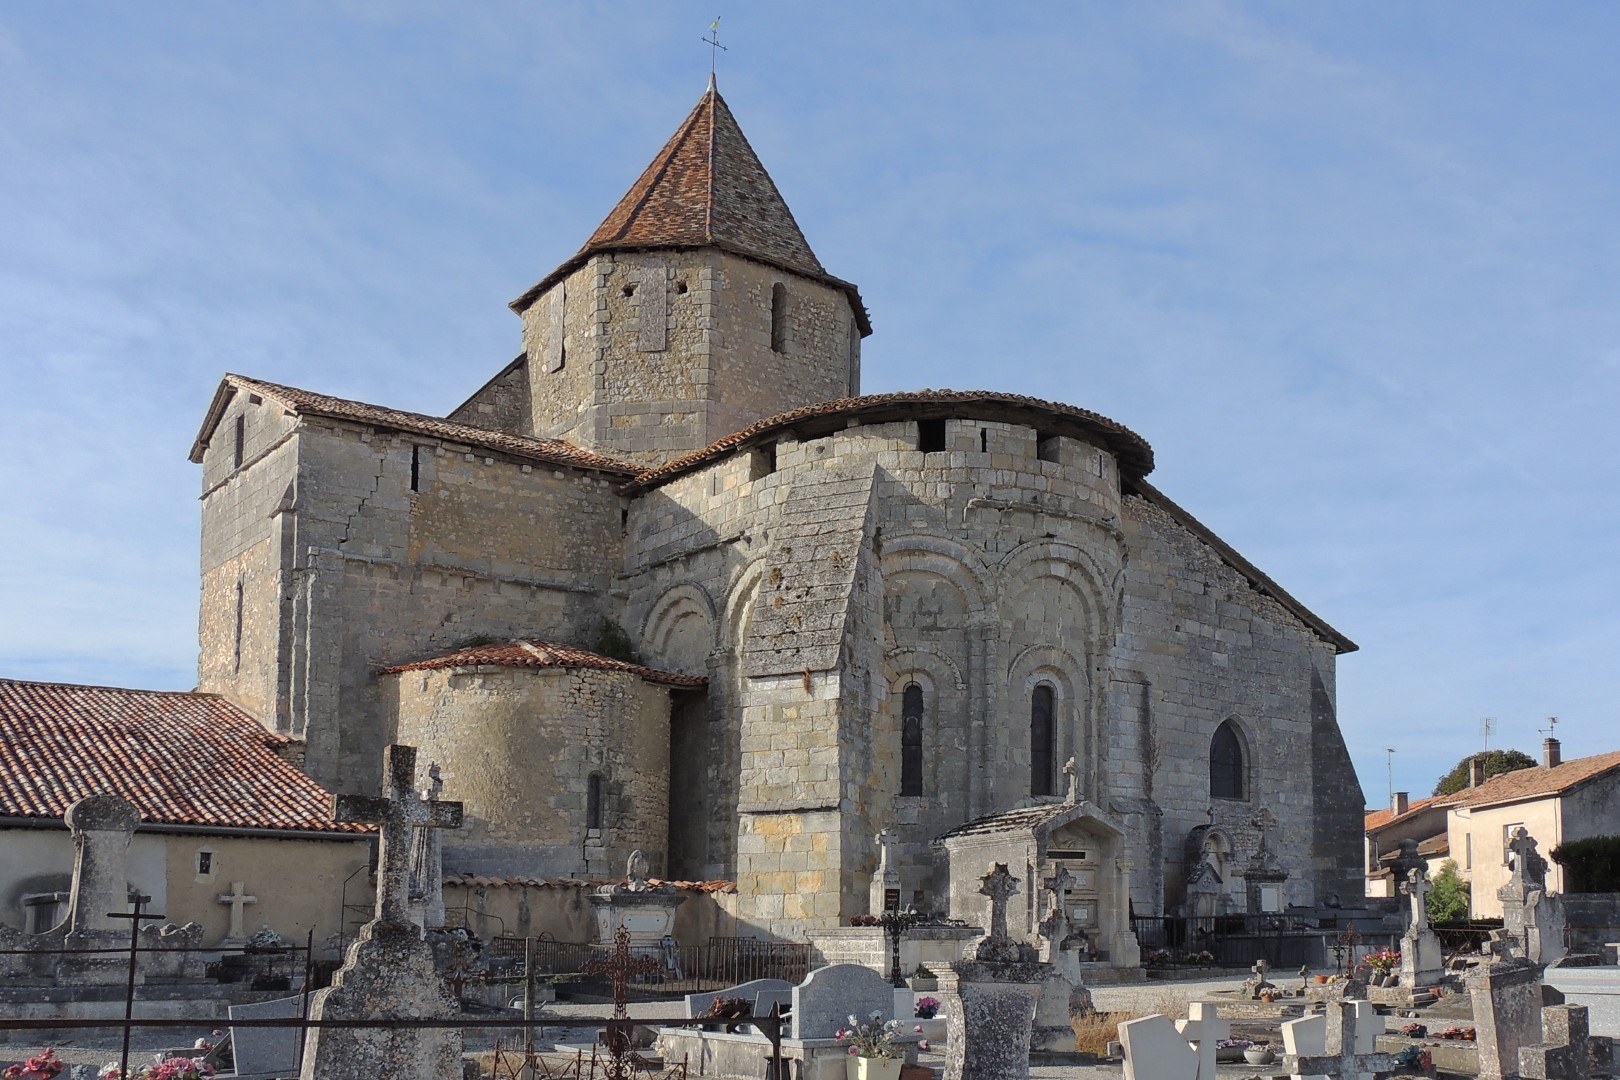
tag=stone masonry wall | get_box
[447,356,533,437]
[387,665,670,878]
[1114,492,1353,913]
[203,413,628,794]
[519,250,860,467]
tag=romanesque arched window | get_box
[586,772,605,830]
[901,683,924,797]
[1030,683,1055,796]
[770,283,788,353]
[1210,719,1247,800]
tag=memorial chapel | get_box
[188,81,1368,940]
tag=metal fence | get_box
[488,935,811,996]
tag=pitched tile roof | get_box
[190,374,638,476]
[1451,749,1620,810]
[511,83,869,333]
[1364,793,1460,833]
[935,800,1079,840]
[622,389,1158,492]
[0,679,367,835]
[382,638,706,688]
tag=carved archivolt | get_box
[641,583,717,675]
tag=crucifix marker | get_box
[216,880,258,942]
[1405,867,1433,932]
[979,863,1020,944]
[332,744,463,927]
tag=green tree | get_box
[1428,859,1471,922]
[1432,749,1537,796]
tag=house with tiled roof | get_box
[180,80,1368,943]
[1363,791,1460,897]
[0,679,369,943]
[1444,738,1620,917]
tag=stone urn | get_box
[846,1057,902,1080]
[1244,1045,1276,1066]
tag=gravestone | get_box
[63,794,140,938]
[1399,867,1444,988]
[1242,957,1277,999]
[1500,828,1568,968]
[1282,1011,1327,1080]
[229,994,303,1080]
[1283,1000,1395,1079]
[1468,955,1545,1080]
[941,864,1050,1080]
[790,963,893,1040]
[686,978,794,1019]
[1173,1001,1229,1080]
[300,744,465,1080]
[1032,862,1093,1052]
[216,881,258,945]
[408,763,448,930]
[1118,1013,1197,1080]
[870,828,900,915]
[1241,807,1289,914]
[1519,1003,1589,1080]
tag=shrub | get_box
[1428,859,1471,922]
[1550,835,1620,893]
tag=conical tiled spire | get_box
[513,83,865,329]
[580,83,827,278]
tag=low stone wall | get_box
[807,926,982,977]
[1564,894,1620,956]
[443,880,739,945]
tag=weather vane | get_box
[703,16,727,80]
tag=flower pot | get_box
[1244,1047,1276,1066]
[1314,974,1329,984]
[847,1057,903,1080]
[899,1067,932,1080]
[1216,1046,1247,1063]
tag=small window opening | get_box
[197,851,213,875]
[1036,431,1061,463]
[1210,719,1247,800]
[749,442,777,481]
[770,283,789,353]
[917,419,947,453]
[1095,451,1106,478]
[410,446,421,492]
[622,283,636,298]
[980,428,989,453]
[675,280,689,295]
[586,772,605,831]
[620,507,629,532]
[1031,683,1055,796]
[901,683,924,797]
[232,414,245,469]
[232,576,244,674]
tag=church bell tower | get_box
[508,81,871,468]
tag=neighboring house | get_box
[1445,739,1620,918]
[0,678,371,944]
[1364,791,1459,897]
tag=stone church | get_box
[188,81,1366,940]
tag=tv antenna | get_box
[1385,747,1396,807]
[1538,715,1559,739]
[1480,717,1497,755]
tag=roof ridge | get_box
[0,676,220,698]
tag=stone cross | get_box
[1039,864,1075,941]
[1519,1003,1590,1080]
[408,763,447,928]
[978,863,1020,943]
[332,744,464,927]
[1404,867,1433,932]
[1507,827,1546,887]
[1062,757,1079,804]
[1174,1001,1230,1080]
[1252,958,1269,980]
[215,881,258,943]
[64,794,141,936]
[875,828,897,875]
[1285,1001,1395,1079]
[1252,806,1277,850]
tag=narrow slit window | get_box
[586,772,604,831]
[770,283,788,353]
[410,446,421,492]
[917,419,947,453]
[901,683,924,797]
[233,414,245,469]
[1031,684,1055,796]
[980,428,989,453]
[232,576,244,673]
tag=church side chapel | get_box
[186,79,1367,945]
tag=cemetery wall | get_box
[387,665,670,880]
[1563,894,1620,955]
[1115,491,1356,913]
[520,251,859,467]
[441,880,740,945]
[161,833,369,947]
[205,414,628,794]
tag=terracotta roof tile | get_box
[191,374,638,476]
[935,801,1075,840]
[382,638,706,688]
[622,389,1157,492]
[1364,793,1460,833]
[445,873,735,894]
[1451,749,1620,810]
[0,679,367,835]
[512,85,869,333]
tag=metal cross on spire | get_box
[702,17,727,82]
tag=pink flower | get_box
[919,1040,931,1052]
[914,1025,923,1032]
[847,1046,858,1055]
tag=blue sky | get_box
[2,4,1616,805]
